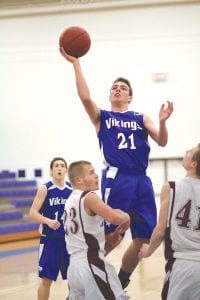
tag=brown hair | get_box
[113,77,133,96]
[50,157,67,170]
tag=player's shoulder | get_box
[44,181,53,189]
[100,109,111,116]
[65,180,72,187]
[65,181,73,192]
[161,182,172,196]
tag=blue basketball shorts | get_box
[101,166,157,239]
[38,236,70,281]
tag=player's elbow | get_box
[29,208,35,220]
[157,137,168,147]
[108,214,122,225]
[157,135,168,147]
[109,211,129,226]
[29,208,33,218]
[158,141,167,147]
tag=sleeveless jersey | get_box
[165,177,200,261]
[64,189,105,259]
[98,109,150,174]
[39,181,72,237]
[64,190,130,299]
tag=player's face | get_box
[82,164,99,191]
[51,160,67,179]
[109,81,132,104]
[182,146,198,171]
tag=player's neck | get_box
[111,101,129,113]
[53,179,65,188]
[186,171,200,180]
[111,105,129,113]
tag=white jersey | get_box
[64,189,105,258]
[63,189,129,300]
[165,177,200,261]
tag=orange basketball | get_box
[59,26,91,58]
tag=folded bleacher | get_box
[10,198,34,208]
[0,170,16,179]
[0,170,40,243]
[0,221,39,234]
[0,179,37,188]
[0,210,23,221]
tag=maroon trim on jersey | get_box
[164,181,176,260]
[161,181,176,300]
[161,257,176,300]
[79,191,116,300]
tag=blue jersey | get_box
[98,109,150,174]
[39,181,72,237]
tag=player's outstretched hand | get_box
[59,47,79,63]
[159,100,173,122]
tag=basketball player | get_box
[63,160,130,299]
[60,48,173,288]
[139,143,200,300]
[29,157,72,300]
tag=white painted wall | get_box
[0,2,199,185]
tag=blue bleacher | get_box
[0,170,39,242]
[0,189,37,198]
[10,199,33,207]
[0,170,16,179]
[0,211,23,221]
[0,180,37,188]
[0,222,39,234]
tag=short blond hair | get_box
[192,143,200,176]
[68,160,91,184]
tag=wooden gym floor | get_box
[0,233,165,300]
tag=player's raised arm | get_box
[84,192,130,233]
[60,47,100,132]
[144,101,173,146]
